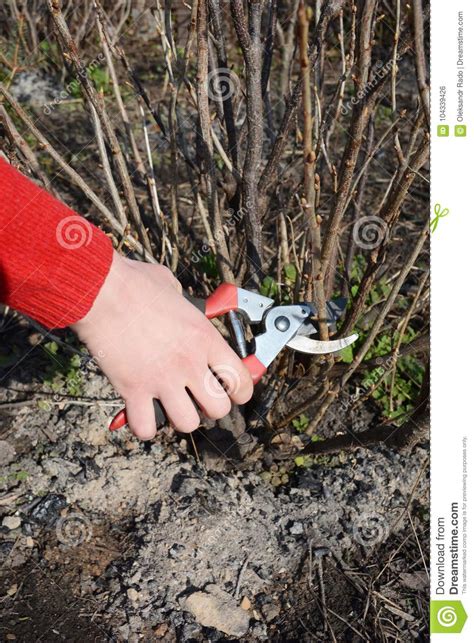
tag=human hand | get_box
[71,251,253,440]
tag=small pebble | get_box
[289,521,304,535]
[154,623,168,637]
[127,588,140,602]
[2,516,21,530]
[240,596,251,610]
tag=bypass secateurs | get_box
[109,283,358,431]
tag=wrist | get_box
[71,250,127,338]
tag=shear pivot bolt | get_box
[275,316,290,332]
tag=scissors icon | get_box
[430,203,449,233]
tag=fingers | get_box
[190,370,232,420]
[209,335,254,405]
[125,394,157,441]
[160,387,200,433]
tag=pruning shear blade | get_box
[286,332,358,355]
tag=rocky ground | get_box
[0,363,429,641]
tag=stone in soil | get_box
[183,585,250,637]
[2,516,21,531]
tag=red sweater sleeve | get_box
[0,158,113,329]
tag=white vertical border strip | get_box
[431,0,473,637]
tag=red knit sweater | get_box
[0,158,113,328]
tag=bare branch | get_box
[230,0,265,279]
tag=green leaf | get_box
[291,414,309,431]
[294,456,306,467]
[90,66,109,92]
[70,354,81,369]
[339,344,354,363]
[379,279,390,297]
[199,253,218,278]
[44,341,59,355]
[260,276,278,298]
[284,263,297,283]
[51,380,63,393]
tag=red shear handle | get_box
[204,283,238,318]
[109,399,166,432]
[242,354,267,385]
[109,409,127,431]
